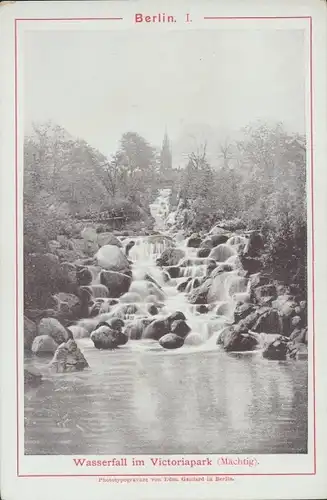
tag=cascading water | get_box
[82,188,250,352]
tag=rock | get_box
[24,366,42,388]
[187,234,202,248]
[90,325,121,350]
[170,320,191,338]
[237,307,270,332]
[24,316,37,350]
[243,231,264,257]
[52,292,81,320]
[148,304,159,315]
[76,267,95,286]
[197,248,211,258]
[97,317,125,332]
[188,279,212,304]
[218,326,258,352]
[156,248,185,266]
[97,232,122,248]
[100,270,131,298]
[159,334,184,349]
[262,337,288,360]
[166,266,180,278]
[252,285,277,304]
[49,339,89,372]
[167,311,186,323]
[124,318,153,340]
[143,319,170,340]
[251,309,281,334]
[31,335,58,355]
[37,317,69,344]
[234,303,255,323]
[291,315,303,329]
[209,225,229,236]
[272,295,297,336]
[84,239,99,256]
[287,342,308,360]
[177,278,192,292]
[200,238,214,249]
[290,327,307,344]
[195,305,209,314]
[95,245,130,272]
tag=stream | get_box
[24,189,308,455]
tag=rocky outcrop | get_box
[218,326,258,352]
[100,270,131,298]
[95,245,130,272]
[49,339,89,372]
[37,317,70,344]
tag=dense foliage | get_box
[177,122,307,294]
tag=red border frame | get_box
[16,15,315,478]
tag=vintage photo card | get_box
[1,0,327,499]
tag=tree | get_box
[160,131,172,172]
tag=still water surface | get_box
[25,344,307,455]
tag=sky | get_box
[24,28,306,162]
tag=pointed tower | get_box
[160,129,172,172]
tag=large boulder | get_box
[90,325,121,349]
[234,303,255,323]
[170,320,191,338]
[197,248,211,258]
[209,244,236,262]
[166,266,180,278]
[218,326,258,352]
[159,334,184,349]
[156,248,185,266]
[239,255,262,274]
[24,316,37,350]
[97,232,122,248]
[167,311,187,323]
[52,292,81,320]
[187,234,202,248]
[100,270,131,298]
[31,335,58,355]
[37,317,69,344]
[188,279,212,304]
[142,319,170,340]
[95,245,130,272]
[251,309,281,334]
[49,339,89,372]
[262,337,288,360]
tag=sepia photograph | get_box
[23,27,308,457]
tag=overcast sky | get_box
[24,28,306,160]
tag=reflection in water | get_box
[25,347,308,455]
